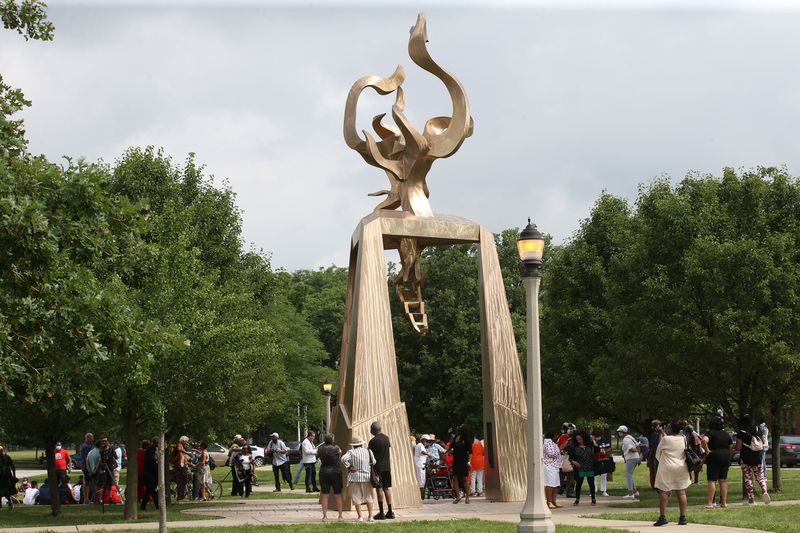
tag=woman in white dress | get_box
[653,420,692,527]
[543,430,563,509]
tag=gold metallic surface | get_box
[332,213,528,508]
[343,13,472,218]
[343,13,473,334]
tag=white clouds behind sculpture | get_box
[2,5,799,269]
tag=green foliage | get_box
[1,0,54,41]
[542,168,800,431]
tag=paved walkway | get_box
[1,494,788,533]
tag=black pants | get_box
[273,462,293,490]
[231,466,242,496]
[242,472,252,497]
[140,479,158,510]
[574,474,596,502]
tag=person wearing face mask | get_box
[54,442,71,486]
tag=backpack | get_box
[207,455,216,470]
[744,433,764,452]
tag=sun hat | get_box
[351,438,364,446]
[270,432,279,438]
[616,425,628,433]
[421,434,432,441]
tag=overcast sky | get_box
[3,1,800,270]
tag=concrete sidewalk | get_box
[0,495,782,533]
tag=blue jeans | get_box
[625,459,638,492]
[295,463,317,490]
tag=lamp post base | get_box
[517,515,556,533]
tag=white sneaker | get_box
[601,492,609,497]
[622,494,634,499]
[743,501,755,506]
[634,491,640,498]
[763,493,771,505]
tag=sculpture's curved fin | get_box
[343,65,405,164]
[392,103,429,160]
[363,130,404,181]
[408,13,472,159]
[372,113,400,140]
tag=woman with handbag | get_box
[318,433,343,522]
[567,430,598,506]
[543,431,563,509]
[652,420,692,527]
[341,437,376,522]
[735,414,770,506]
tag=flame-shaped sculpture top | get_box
[344,13,474,217]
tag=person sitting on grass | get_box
[23,480,39,505]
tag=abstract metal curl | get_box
[344,13,473,335]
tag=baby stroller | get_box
[425,461,453,500]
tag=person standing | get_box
[368,421,395,520]
[653,421,692,527]
[236,444,254,498]
[111,441,123,488]
[0,446,16,510]
[53,442,71,486]
[341,437,376,523]
[543,431,562,509]
[567,430,598,506]
[195,442,212,501]
[140,438,159,510]
[171,436,191,501]
[318,433,343,522]
[299,431,319,493]
[759,422,769,473]
[736,414,770,506]
[266,433,293,492]
[557,423,576,498]
[591,429,611,497]
[413,435,430,499]
[647,420,662,489]
[469,436,485,497]
[617,425,641,499]
[701,416,733,508]
[449,425,473,504]
[79,433,94,503]
[228,435,244,497]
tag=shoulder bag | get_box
[684,435,702,472]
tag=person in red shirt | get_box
[54,442,71,486]
[469,438,485,496]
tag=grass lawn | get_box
[100,521,629,533]
[0,502,224,527]
[592,504,800,533]
[7,449,45,470]
[596,461,800,508]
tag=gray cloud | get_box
[2,4,799,269]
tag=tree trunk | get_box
[45,440,60,517]
[771,403,782,492]
[123,406,139,520]
[158,431,167,533]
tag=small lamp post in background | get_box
[517,219,555,533]
[322,380,333,433]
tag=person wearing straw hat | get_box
[341,437,376,522]
[414,435,431,500]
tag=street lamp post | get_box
[517,219,555,533]
[322,380,333,433]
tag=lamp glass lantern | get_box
[322,380,332,395]
[517,218,544,278]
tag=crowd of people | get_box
[545,416,772,527]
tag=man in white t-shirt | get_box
[297,431,319,493]
[617,425,641,499]
[266,432,293,492]
[23,481,39,505]
[414,435,430,500]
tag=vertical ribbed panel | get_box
[478,226,528,502]
[331,218,420,510]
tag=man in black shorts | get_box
[368,420,395,520]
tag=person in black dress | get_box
[140,438,159,510]
[448,425,473,504]
[701,416,733,508]
[317,433,343,521]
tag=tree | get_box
[541,169,800,446]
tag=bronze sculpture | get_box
[344,13,474,334]
[334,13,528,509]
